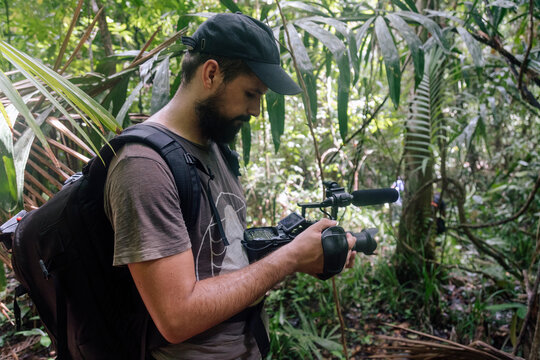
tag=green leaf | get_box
[285,24,314,73]
[403,0,419,12]
[241,121,251,165]
[457,27,484,68]
[219,0,242,13]
[0,69,50,159]
[0,56,103,158]
[285,24,317,123]
[266,90,285,152]
[355,17,375,50]
[151,55,171,114]
[295,20,350,136]
[0,262,6,291]
[391,0,412,11]
[374,16,401,108]
[386,13,424,87]
[13,107,54,206]
[282,1,326,16]
[397,12,448,49]
[305,16,359,83]
[40,334,52,348]
[0,41,119,134]
[338,87,349,139]
[0,101,17,209]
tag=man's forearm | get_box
[129,242,298,344]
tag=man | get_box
[104,12,356,359]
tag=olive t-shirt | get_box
[104,123,260,360]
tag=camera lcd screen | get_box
[244,227,278,241]
[279,213,304,232]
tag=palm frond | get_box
[404,46,447,175]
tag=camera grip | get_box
[317,226,349,280]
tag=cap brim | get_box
[245,61,302,95]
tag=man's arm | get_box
[128,218,348,344]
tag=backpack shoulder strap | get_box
[84,123,201,230]
[216,143,241,177]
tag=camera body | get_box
[242,212,314,263]
[241,181,399,279]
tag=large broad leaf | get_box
[0,70,51,160]
[12,108,54,210]
[266,90,285,152]
[374,16,401,108]
[0,103,16,210]
[241,121,251,165]
[386,13,424,87]
[285,23,317,124]
[151,54,171,114]
[295,20,350,138]
[303,16,359,83]
[0,55,103,158]
[456,26,484,68]
[0,41,119,134]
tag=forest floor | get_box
[0,267,515,360]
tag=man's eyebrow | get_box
[252,88,267,95]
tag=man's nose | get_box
[248,98,261,117]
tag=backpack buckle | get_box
[184,153,195,165]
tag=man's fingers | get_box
[311,218,337,231]
[346,232,356,250]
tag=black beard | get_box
[195,93,251,144]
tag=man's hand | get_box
[284,218,357,276]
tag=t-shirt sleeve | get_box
[104,149,191,266]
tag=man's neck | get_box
[146,89,209,146]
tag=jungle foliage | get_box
[0,0,539,359]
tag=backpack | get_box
[4,123,240,359]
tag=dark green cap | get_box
[181,13,302,95]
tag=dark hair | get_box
[180,51,254,86]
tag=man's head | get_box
[181,12,301,95]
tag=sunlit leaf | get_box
[0,41,119,134]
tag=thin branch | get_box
[518,0,535,99]
[54,0,84,71]
[132,26,162,64]
[59,6,104,75]
[468,30,540,87]
[513,261,540,355]
[460,175,540,229]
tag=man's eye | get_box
[246,92,256,98]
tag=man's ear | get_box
[200,59,222,90]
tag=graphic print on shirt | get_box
[194,191,248,280]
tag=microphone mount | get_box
[297,181,398,219]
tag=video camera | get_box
[242,181,399,279]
